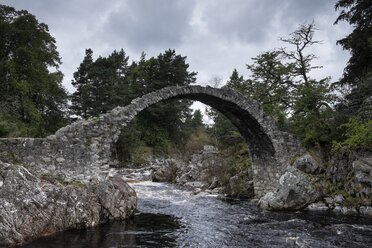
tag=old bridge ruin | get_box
[0,85,304,197]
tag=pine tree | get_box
[244,51,294,123]
[70,49,130,118]
[334,0,372,86]
[127,49,197,148]
[71,49,94,118]
[0,5,68,137]
[334,0,372,119]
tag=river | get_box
[24,169,372,248]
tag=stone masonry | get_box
[0,85,304,197]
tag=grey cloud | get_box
[192,0,337,44]
[2,0,110,29]
[284,0,335,21]
[198,0,279,43]
[1,0,348,91]
[101,0,196,50]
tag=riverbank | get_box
[0,161,137,247]
[147,146,372,217]
[22,179,372,247]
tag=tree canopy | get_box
[334,0,372,121]
[0,5,68,137]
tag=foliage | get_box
[334,0,372,125]
[239,52,294,128]
[206,108,243,148]
[333,119,372,151]
[334,0,372,86]
[280,22,322,84]
[225,23,335,149]
[289,78,335,148]
[0,112,31,137]
[332,1,372,153]
[0,5,68,137]
[184,127,211,156]
[70,49,130,118]
[281,23,335,148]
[226,68,245,92]
[129,145,153,166]
[205,70,247,149]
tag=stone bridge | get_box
[0,85,304,197]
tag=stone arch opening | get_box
[103,86,294,196]
[168,93,275,158]
[115,92,274,160]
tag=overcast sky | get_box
[3,0,351,94]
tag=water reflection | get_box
[24,213,182,248]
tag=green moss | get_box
[39,173,84,188]
[66,180,85,188]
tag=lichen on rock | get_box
[0,161,136,247]
[258,166,320,210]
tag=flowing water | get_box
[24,170,372,248]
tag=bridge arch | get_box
[0,86,303,197]
[84,85,303,196]
[112,86,275,157]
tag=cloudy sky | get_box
[3,0,351,94]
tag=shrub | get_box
[333,119,372,151]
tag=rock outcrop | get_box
[258,166,319,210]
[293,153,323,174]
[327,154,372,199]
[0,161,137,247]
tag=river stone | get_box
[359,206,372,217]
[209,176,219,189]
[0,161,136,247]
[341,207,358,216]
[334,194,345,204]
[185,181,206,189]
[151,159,178,183]
[258,166,319,210]
[307,202,329,211]
[324,196,334,205]
[333,205,342,213]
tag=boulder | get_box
[0,161,136,247]
[227,173,254,199]
[209,176,219,189]
[351,157,372,198]
[293,153,323,174]
[353,157,372,174]
[258,166,319,210]
[151,159,178,182]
